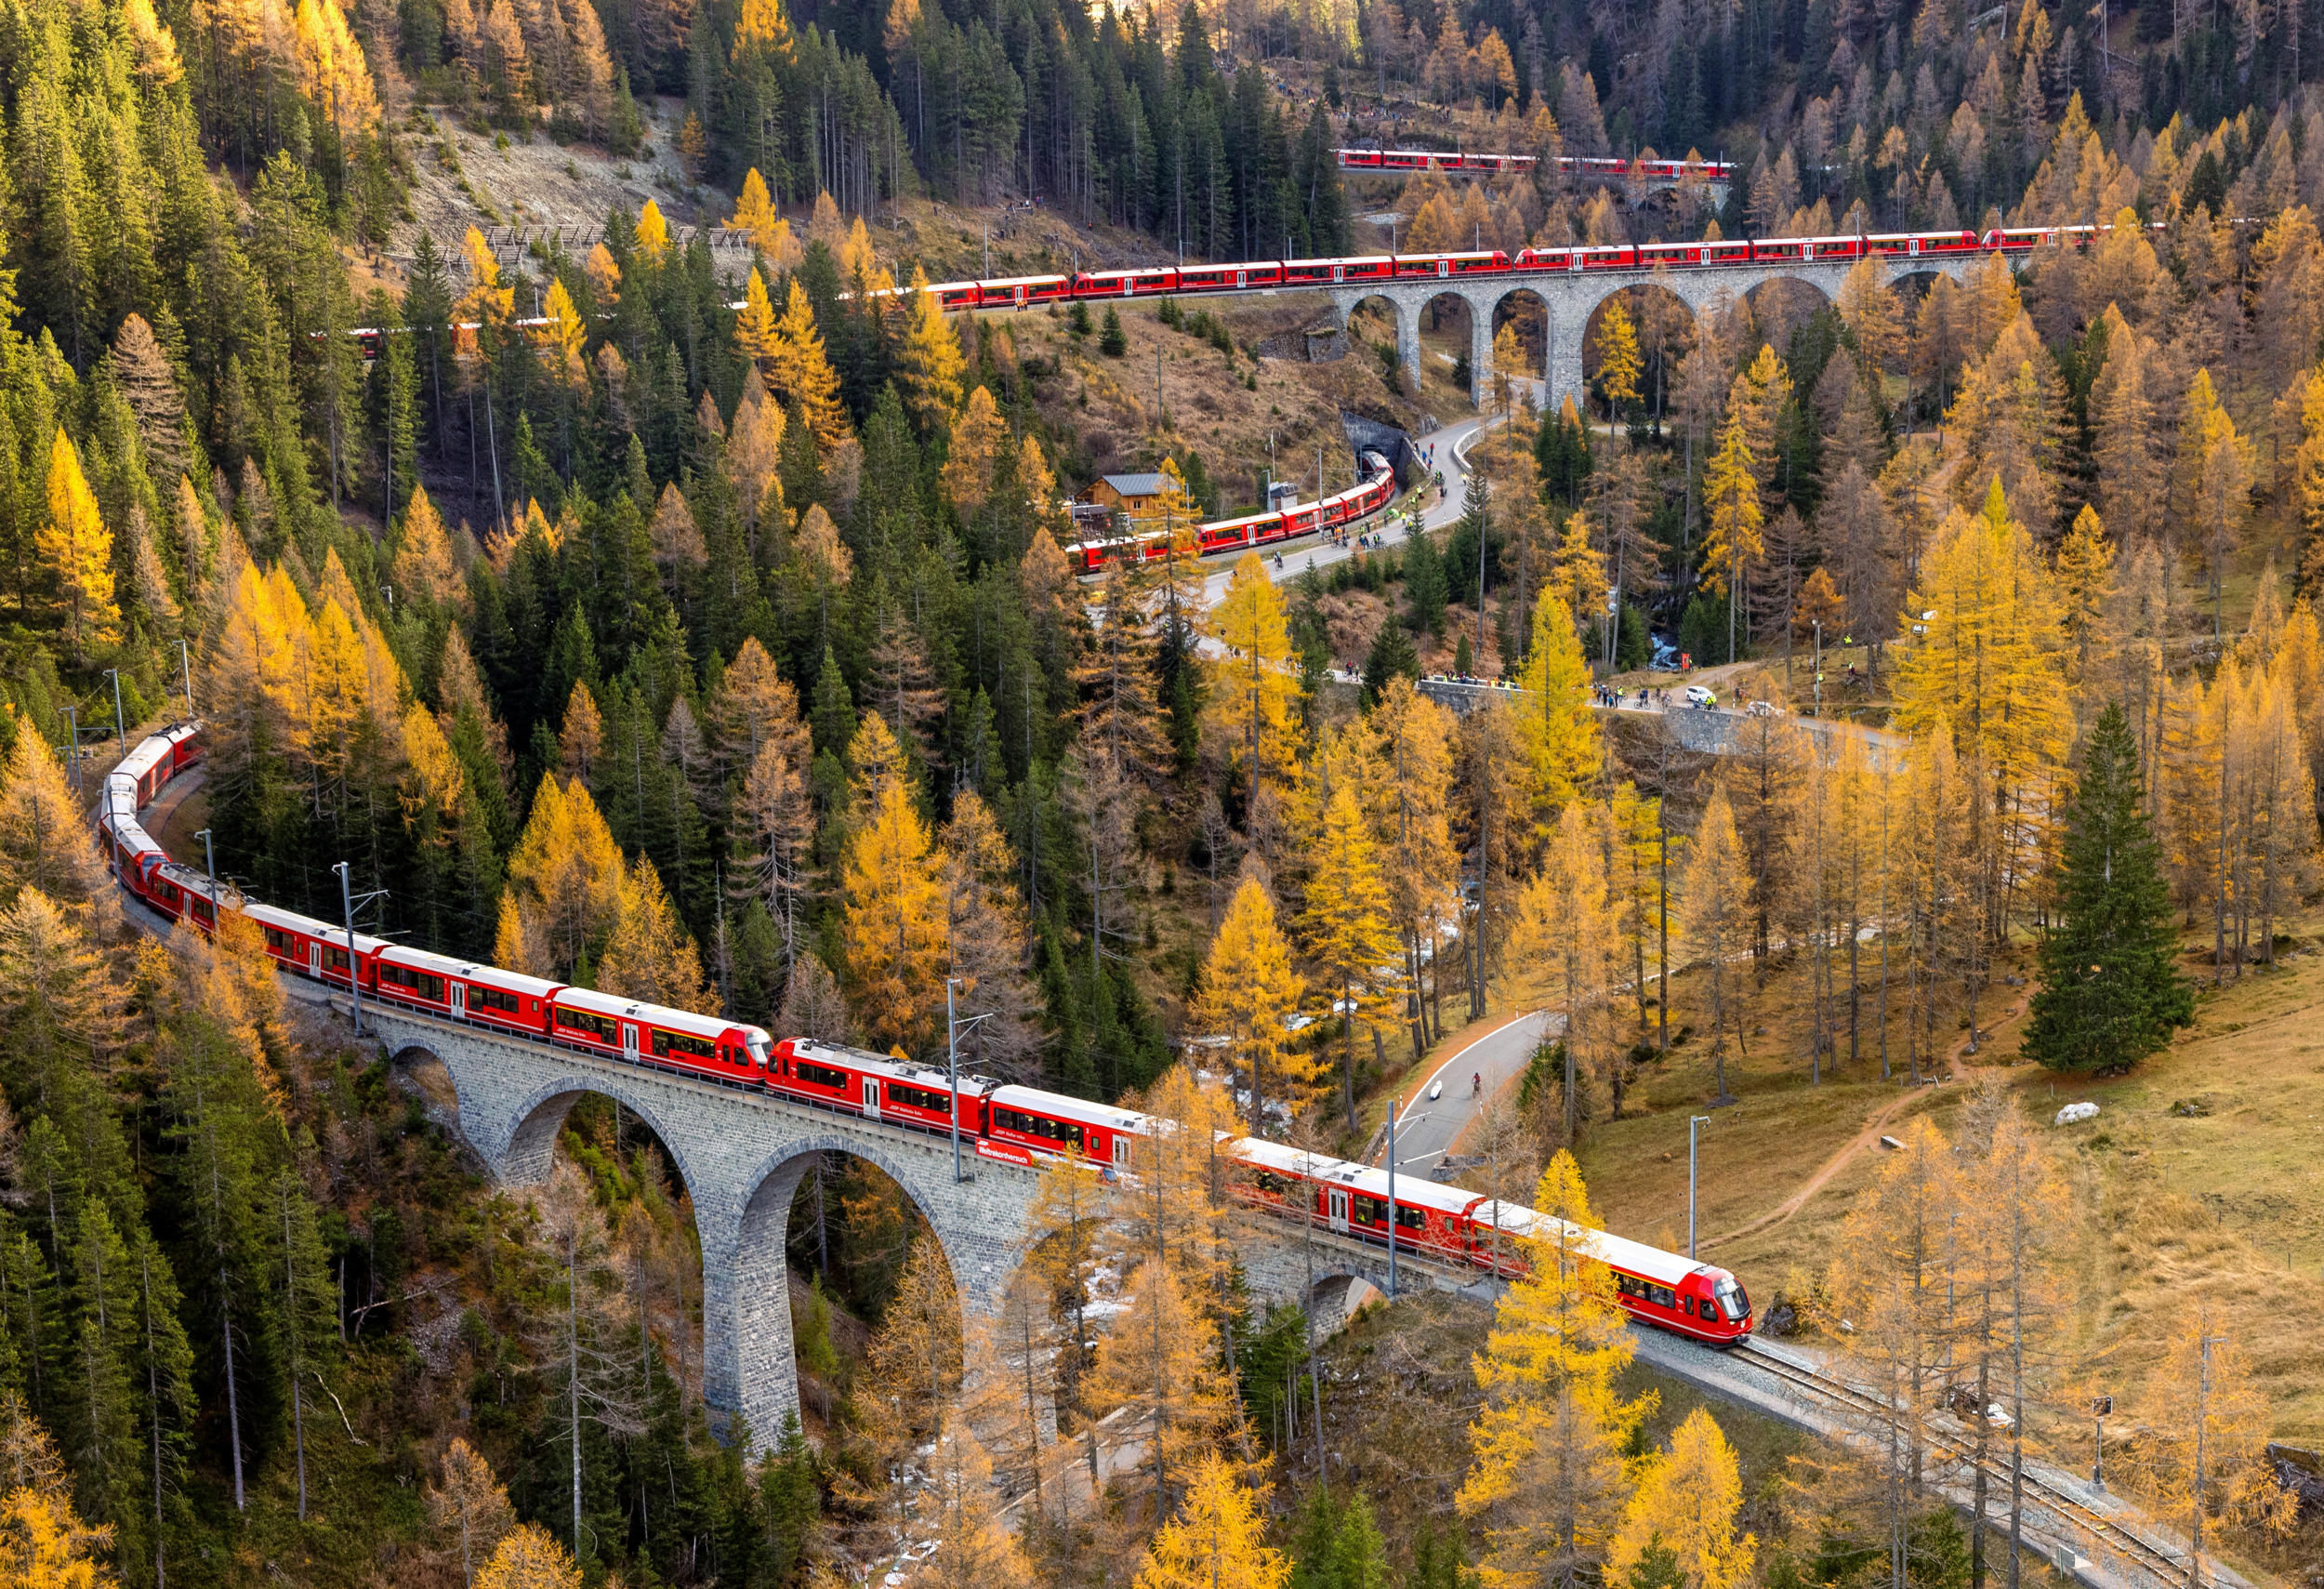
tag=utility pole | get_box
[1385,1094,1399,1298]
[2190,1336,2227,1589]
[2091,1395,2110,1490]
[945,978,992,1185]
[179,637,195,716]
[195,828,219,924]
[331,862,388,1039]
[1688,1115,1712,1258]
[57,707,80,794]
[103,668,125,746]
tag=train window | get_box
[324,947,351,973]
[555,1006,619,1043]
[263,927,296,956]
[1616,1275,1644,1299]
[652,1029,720,1060]
[1650,1285,1676,1309]
[1394,1204,1426,1230]
[379,965,446,1002]
[887,1082,951,1114]
[795,1060,851,1089]
[473,986,522,1015]
[993,1107,1085,1149]
[1352,1196,1386,1225]
[1253,1171,1294,1197]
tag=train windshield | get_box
[746,1034,772,1069]
[1713,1277,1750,1320]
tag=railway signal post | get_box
[2091,1395,2111,1490]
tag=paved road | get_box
[1200,409,1504,606]
[1372,1008,1554,1172]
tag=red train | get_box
[923,221,2141,314]
[1063,449,1396,574]
[98,721,1752,1346]
[1227,1140,1752,1344]
[1334,147,1740,182]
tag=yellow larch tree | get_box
[426,1438,516,1589]
[1699,411,1762,657]
[1194,874,1308,1126]
[1459,1151,1649,1589]
[391,485,465,612]
[838,713,946,1053]
[732,0,793,58]
[1605,1408,1754,1589]
[1679,786,1749,1103]
[498,775,624,980]
[596,856,716,1013]
[1299,784,1404,1132]
[915,1423,1036,1589]
[292,0,380,141]
[2054,502,2115,678]
[1514,590,1602,826]
[1892,477,2068,923]
[733,269,781,370]
[39,429,116,664]
[0,729,109,910]
[1369,678,1460,1047]
[1510,801,1615,1143]
[940,385,1005,513]
[898,266,965,427]
[634,200,672,267]
[1548,509,1607,629]
[1594,299,1642,426]
[725,168,800,267]
[456,228,514,349]
[534,279,588,387]
[1086,1255,1240,1531]
[473,1523,581,1589]
[2129,1310,2300,1555]
[1134,1454,1289,1589]
[1207,554,1302,843]
[0,1485,118,1589]
[771,279,850,451]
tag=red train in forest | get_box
[98,721,1752,1345]
[1333,147,1740,181]
[1062,449,1397,574]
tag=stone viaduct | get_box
[361,1000,1494,1452]
[1321,249,1984,409]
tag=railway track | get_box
[1730,1344,2222,1589]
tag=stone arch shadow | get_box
[495,1073,717,1199]
[1342,290,1414,383]
[1302,1269,1388,1337]
[388,1043,465,1142]
[723,1136,1007,1452]
[1567,280,1701,421]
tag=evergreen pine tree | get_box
[2022,701,2192,1072]
[1363,618,1420,703]
[1403,527,1448,640]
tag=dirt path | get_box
[1700,986,2031,1252]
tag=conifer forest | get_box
[6,0,2324,1577]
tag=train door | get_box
[622,1022,640,1060]
[863,1078,881,1119]
[1113,1136,1131,1168]
[1327,1190,1350,1233]
[308,942,322,977]
[449,983,467,1021]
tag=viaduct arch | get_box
[364,1001,1499,1450]
[1326,252,1975,408]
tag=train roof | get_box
[240,900,390,954]
[979,273,1069,289]
[986,1085,1149,1132]
[152,859,228,897]
[108,817,160,857]
[379,943,564,995]
[1225,1139,1486,1214]
[1469,1200,1712,1286]
[781,1038,992,1092]
[553,987,737,1036]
